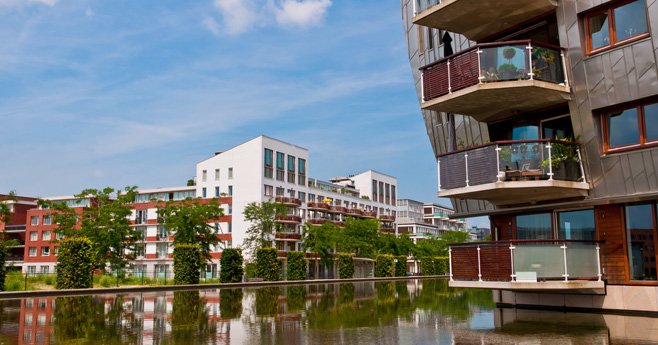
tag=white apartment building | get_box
[196,135,398,258]
[396,199,466,242]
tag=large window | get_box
[287,155,296,183]
[264,148,273,178]
[516,213,552,240]
[585,0,648,54]
[603,100,658,152]
[626,204,656,280]
[557,209,595,240]
[298,158,306,185]
[276,152,285,181]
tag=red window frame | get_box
[584,0,650,55]
[602,100,658,153]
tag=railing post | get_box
[477,245,482,282]
[420,70,425,102]
[477,49,483,84]
[437,159,442,192]
[546,143,554,180]
[596,243,602,282]
[465,153,470,187]
[412,0,417,16]
[447,59,452,93]
[509,244,516,282]
[577,148,587,183]
[561,242,569,282]
[526,43,534,80]
[448,246,453,281]
[495,145,502,182]
[560,50,570,89]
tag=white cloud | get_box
[212,0,257,35]
[30,0,57,6]
[274,0,331,27]
[202,16,220,36]
[85,7,94,17]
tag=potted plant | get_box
[497,63,518,80]
[540,138,580,181]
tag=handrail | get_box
[449,239,604,247]
[436,139,580,158]
[419,39,565,71]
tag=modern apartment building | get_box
[404,0,658,313]
[0,194,37,272]
[396,199,466,241]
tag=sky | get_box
[0,0,485,227]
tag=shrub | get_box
[286,251,307,281]
[220,289,243,319]
[56,237,95,289]
[435,256,449,275]
[375,254,394,277]
[0,242,6,291]
[421,256,449,276]
[337,253,354,279]
[421,257,435,276]
[98,275,113,288]
[173,244,202,285]
[220,248,244,283]
[395,255,407,277]
[256,247,280,281]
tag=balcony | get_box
[345,208,363,217]
[412,0,558,42]
[448,240,605,294]
[307,202,330,211]
[275,215,302,224]
[437,140,589,205]
[275,196,302,207]
[362,211,377,219]
[308,218,331,226]
[275,232,302,241]
[420,40,570,123]
[379,215,395,222]
[329,206,347,214]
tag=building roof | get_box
[199,135,309,163]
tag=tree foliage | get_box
[336,218,379,258]
[377,233,414,257]
[0,191,18,291]
[302,222,338,274]
[242,202,287,258]
[337,253,354,279]
[220,248,244,283]
[173,244,202,285]
[40,187,140,271]
[56,237,96,289]
[255,247,280,281]
[157,198,224,262]
[395,255,407,277]
[286,251,307,281]
[375,254,395,277]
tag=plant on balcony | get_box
[503,47,517,61]
[497,63,518,79]
[338,253,354,279]
[540,137,580,180]
[286,251,307,280]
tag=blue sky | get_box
[0,0,483,226]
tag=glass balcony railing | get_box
[449,240,603,283]
[438,139,586,190]
[412,0,441,15]
[421,40,567,103]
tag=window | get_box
[136,209,148,224]
[603,100,658,152]
[215,168,220,181]
[264,185,273,197]
[202,187,207,198]
[264,148,274,178]
[43,215,51,225]
[228,167,233,179]
[557,209,595,240]
[54,246,59,256]
[135,245,144,257]
[157,226,168,240]
[276,152,285,181]
[276,187,284,196]
[156,244,168,258]
[372,180,378,201]
[385,183,390,205]
[298,158,306,185]
[626,204,656,280]
[391,186,397,206]
[30,216,39,226]
[228,204,232,215]
[228,222,232,233]
[40,266,49,274]
[585,0,648,54]
[378,181,384,203]
[298,192,306,202]
[287,155,296,183]
[56,232,64,240]
[42,231,51,241]
[202,170,207,182]
[215,186,220,197]
[228,185,233,196]
[29,247,37,257]
[427,27,434,50]
[309,194,316,202]
[30,231,38,241]
[516,213,552,239]
[41,247,50,256]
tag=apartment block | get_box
[396,199,466,242]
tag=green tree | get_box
[157,198,224,261]
[173,244,202,285]
[302,222,338,278]
[255,247,280,281]
[56,237,96,289]
[378,233,414,257]
[337,253,354,279]
[286,251,307,281]
[0,192,18,291]
[375,254,395,277]
[336,218,379,258]
[242,202,287,258]
[220,248,244,283]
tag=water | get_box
[0,279,657,344]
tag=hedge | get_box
[220,248,244,283]
[395,255,407,277]
[375,254,394,277]
[173,244,202,285]
[286,251,307,281]
[256,247,280,281]
[337,253,354,279]
[219,289,243,319]
[0,242,6,291]
[56,237,96,289]
[421,256,449,276]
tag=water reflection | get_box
[1,279,657,344]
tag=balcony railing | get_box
[420,40,569,122]
[437,139,589,204]
[449,240,603,283]
[412,0,441,15]
[307,202,330,211]
[275,215,302,224]
[275,196,302,207]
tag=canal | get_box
[0,278,656,344]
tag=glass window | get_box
[228,168,233,179]
[43,215,51,225]
[202,187,207,198]
[626,204,656,280]
[228,186,233,196]
[42,231,51,241]
[30,231,38,241]
[586,0,648,53]
[264,185,273,197]
[644,103,658,141]
[215,169,220,181]
[202,170,207,182]
[30,216,39,226]
[516,213,552,239]
[608,108,639,147]
[29,247,37,257]
[41,247,50,256]
[215,186,220,197]
[614,0,647,41]
[557,209,595,240]
[276,152,284,181]
[589,12,610,50]
[264,149,273,178]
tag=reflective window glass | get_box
[644,103,658,142]
[516,213,552,240]
[589,12,610,50]
[626,204,656,280]
[608,108,639,147]
[558,209,595,240]
[614,0,647,42]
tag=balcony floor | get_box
[449,280,605,295]
[413,0,557,42]
[421,80,570,123]
[438,180,589,206]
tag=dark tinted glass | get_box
[516,213,552,240]
[558,209,595,240]
[608,108,639,147]
[614,0,647,41]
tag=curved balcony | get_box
[362,211,377,218]
[412,0,557,42]
[379,215,395,222]
[328,206,347,214]
[448,240,605,294]
[275,196,302,207]
[307,218,330,226]
[420,40,570,123]
[381,226,395,233]
[437,140,589,206]
[275,232,302,240]
[332,220,345,227]
[345,208,363,217]
[275,215,302,224]
[307,202,330,211]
